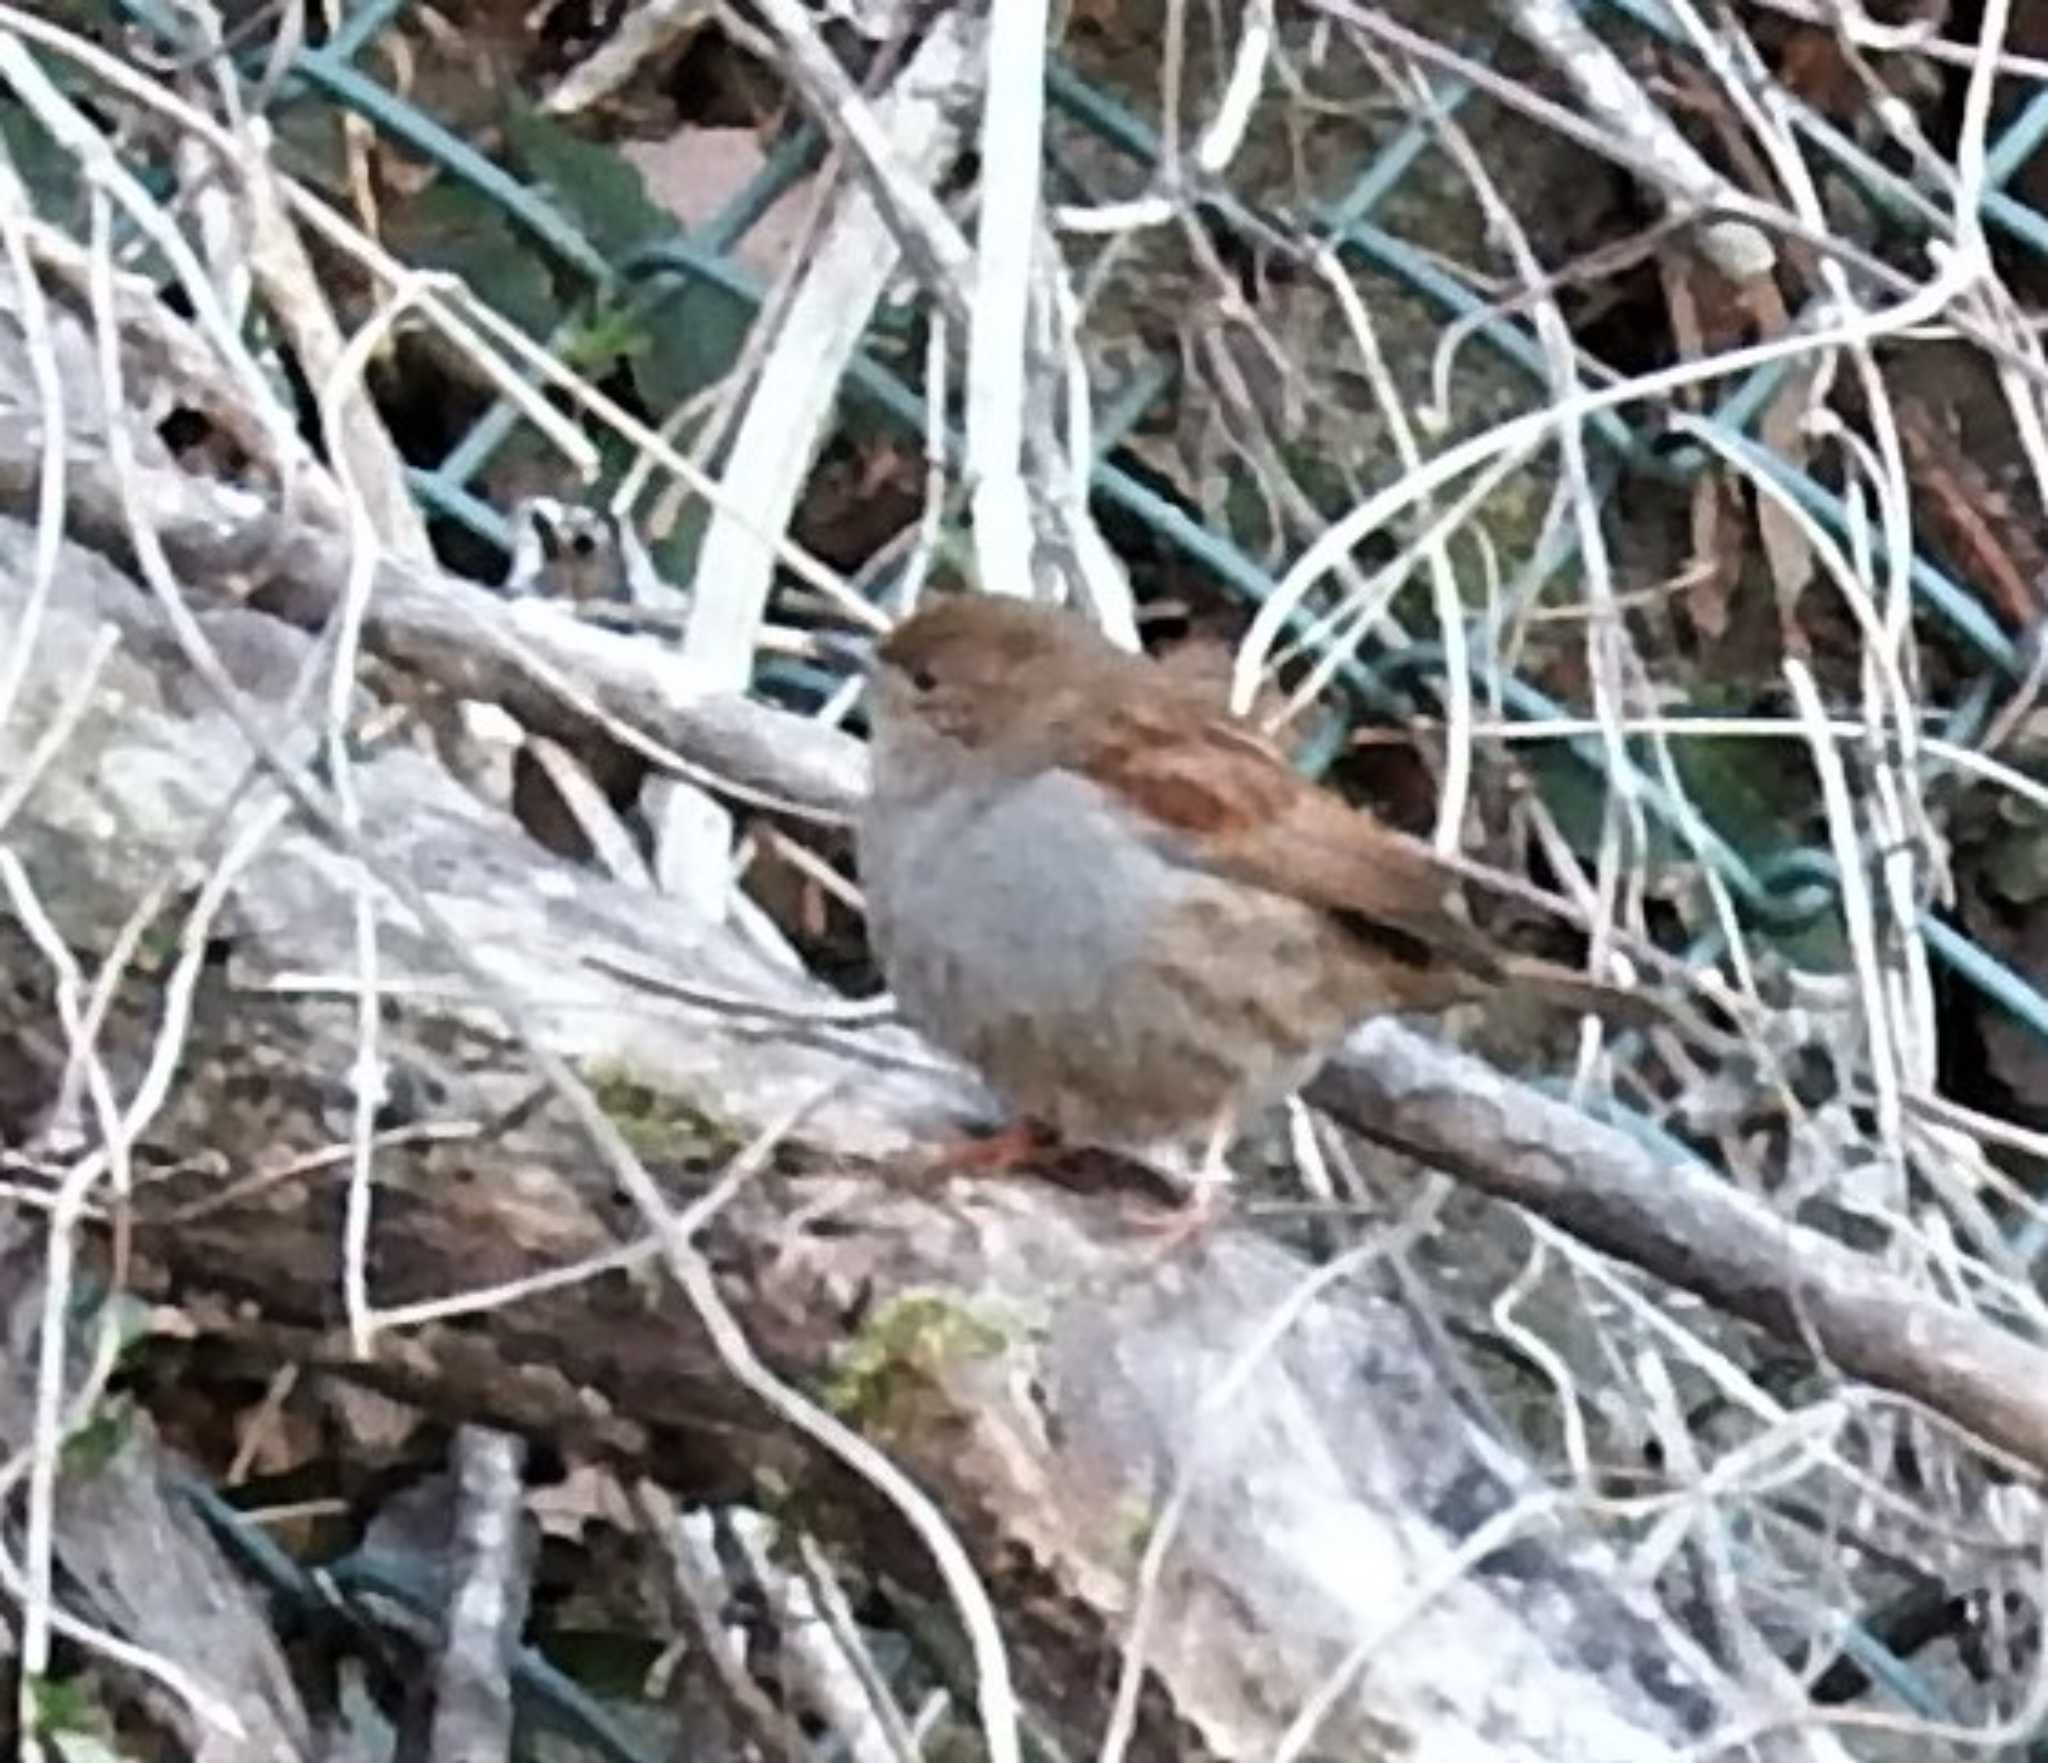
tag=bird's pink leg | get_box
[914,1118,1057,1178]
[1127,1105,1238,1240]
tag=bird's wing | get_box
[1073,694,1508,982]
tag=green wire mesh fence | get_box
[131,0,2048,1030]
[16,0,2048,1738]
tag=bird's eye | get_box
[908,665,938,692]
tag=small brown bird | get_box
[857,595,1653,1200]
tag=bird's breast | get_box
[859,768,1369,1142]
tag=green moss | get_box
[28,1673,106,1738]
[587,1066,744,1164]
[824,1292,1008,1426]
[60,1404,132,1477]
[1116,1494,1158,1558]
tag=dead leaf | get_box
[325,1378,426,1455]
[1899,397,2045,628]
[529,1459,638,1538]
[1663,253,1741,640]
[617,126,816,281]
[1756,364,1817,643]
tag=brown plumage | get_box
[856,596,1654,1180]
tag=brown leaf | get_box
[617,127,816,280]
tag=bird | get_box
[855,594,1664,1205]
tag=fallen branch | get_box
[1311,1024,2048,1474]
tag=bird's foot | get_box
[910,1118,1059,1181]
[1124,1175,1234,1246]
[1113,1121,1238,1244]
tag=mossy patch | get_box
[60,1402,133,1478]
[824,1292,1008,1431]
[587,1066,745,1166]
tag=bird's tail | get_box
[1491,954,1736,1052]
